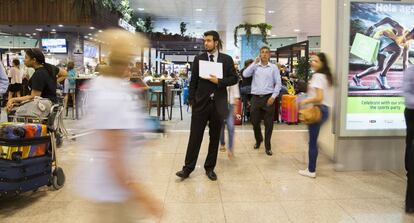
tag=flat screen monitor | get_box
[41,38,67,54]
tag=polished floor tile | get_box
[336,199,414,223]
[0,117,410,223]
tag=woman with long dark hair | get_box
[298,52,333,178]
[6,48,67,112]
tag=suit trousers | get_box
[405,108,414,209]
[250,94,275,150]
[183,99,223,172]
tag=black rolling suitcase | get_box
[0,155,52,196]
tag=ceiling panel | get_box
[130,0,320,42]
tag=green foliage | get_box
[180,22,187,37]
[350,19,368,45]
[143,17,154,33]
[296,57,311,83]
[234,23,272,47]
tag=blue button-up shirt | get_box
[242,62,282,98]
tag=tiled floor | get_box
[0,108,412,223]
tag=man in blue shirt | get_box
[243,46,282,156]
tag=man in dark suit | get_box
[176,31,239,181]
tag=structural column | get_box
[240,0,266,67]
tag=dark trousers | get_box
[308,105,329,172]
[405,108,414,209]
[250,94,275,150]
[183,99,223,172]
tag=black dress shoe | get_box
[254,141,262,149]
[406,206,414,214]
[206,170,217,181]
[176,170,190,179]
[265,149,273,156]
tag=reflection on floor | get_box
[0,126,411,223]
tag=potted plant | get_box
[233,23,272,47]
[295,57,311,93]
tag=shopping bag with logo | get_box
[350,33,380,64]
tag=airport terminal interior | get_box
[0,0,414,222]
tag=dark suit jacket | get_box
[189,52,239,120]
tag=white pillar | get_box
[319,0,337,160]
[242,0,265,24]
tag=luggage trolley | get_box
[0,104,66,197]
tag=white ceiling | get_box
[130,0,321,48]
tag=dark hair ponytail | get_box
[315,52,334,86]
[25,48,56,79]
[25,48,46,65]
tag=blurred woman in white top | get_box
[8,59,23,99]
[75,29,162,222]
[298,53,334,178]
[219,83,241,159]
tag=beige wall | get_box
[319,0,338,159]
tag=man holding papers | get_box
[176,30,239,181]
[243,46,282,156]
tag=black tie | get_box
[209,55,215,62]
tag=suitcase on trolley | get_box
[0,123,49,161]
[281,95,298,124]
[234,100,242,125]
[0,155,52,196]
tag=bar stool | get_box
[170,88,183,120]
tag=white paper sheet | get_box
[199,60,223,79]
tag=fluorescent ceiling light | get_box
[268,10,275,13]
[271,35,277,37]
[58,24,63,27]
[90,27,95,30]
[195,21,202,24]
[294,29,301,32]
[51,29,56,32]
[196,8,203,12]
[99,30,103,33]
[35,28,42,31]
[138,8,145,11]
[88,33,92,36]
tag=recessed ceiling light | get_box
[99,30,103,33]
[90,27,95,30]
[196,8,203,12]
[84,36,88,38]
[88,33,92,36]
[294,29,301,32]
[138,8,145,11]
[32,33,37,35]
[268,10,275,13]
[58,24,63,27]
[51,29,56,32]
[35,28,42,32]
[195,21,202,24]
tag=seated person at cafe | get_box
[6,48,67,112]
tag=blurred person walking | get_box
[298,53,333,178]
[64,61,76,118]
[219,82,241,159]
[75,29,162,222]
[403,65,414,213]
[243,46,282,156]
[176,30,239,181]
